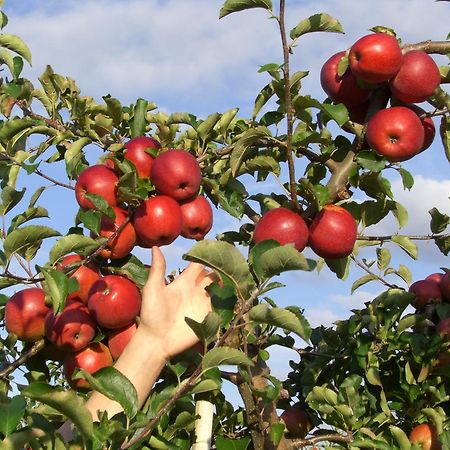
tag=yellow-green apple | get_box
[133,195,182,247]
[390,50,441,103]
[280,406,312,438]
[366,106,424,162]
[124,136,161,179]
[107,321,137,359]
[63,342,113,389]
[180,195,213,240]
[409,423,442,450]
[320,51,370,107]
[252,207,309,252]
[75,165,119,210]
[439,272,450,302]
[348,33,402,84]
[409,279,442,309]
[56,254,100,304]
[88,275,141,329]
[308,204,357,259]
[151,149,201,201]
[45,300,96,352]
[5,288,50,342]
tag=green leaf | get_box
[74,367,138,418]
[0,186,25,215]
[0,34,31,64]
[219,0,272,19]
[391,235,418,260]
[41,268,69,314]
[4,225,61,260]
[391,201,408,229]
[185,311,221,345]
[356,151,386,172]
[239,155,280,176]
[0,117,35,141]
[9,206,49,232]
[429,207,449,234]
[77,210,102,235]
[130,98,148,137]
[0,395,26,435]
[435,235,450,256]
[253,82,275,119]
[215,435,251,450]
[197,112,221,142]
[376,248,391,271]
[103,95,123,126]
[290,13,344,40]
[83,193,115,218]
[351,274,377,293]
[441,115,450,164]
[215,107,239,136]
[325,256,350,280]
[202,347,254,370]
[321,103,349,127]
[21,383,93,440]
[64,137,91,178]
[397,264,412,285]
[249,303,311,342]
[49,234,100,264]
[184,240,254,299]
[389,426,411,450]
[397,167,414,190]
[108,254,149,289]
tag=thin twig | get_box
[0,339,45,379]
[286,431,354,449]
[351,255,399,289]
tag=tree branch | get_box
[0,338,45,379]
[286,431,354,449]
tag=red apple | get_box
[5,288,50,342]
[75,165,119,210]
[180,195,213,240]
[426,272,444,284]
[107,321,137,359]
[348,33,403,84]
[409,423,442,450]
[151,149,201,201]
[320,51,370,107]
[390,50,441,103]
[409,279,442,309]
[437,317,450,341]
[124,136,160,179]
[407,105,435,152]
[45,300,96,352]
[132,195,182,248]
[280,406,312,438]
[252,207,309,252]
[88,275,141,329]
[308,204,357,259]
[57,254,100,304]
[366,106,424,162]
[93,206,136,260]
[63,342,113,389]
[440,272,450,302]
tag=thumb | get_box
[146,246,166,291]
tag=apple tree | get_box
[0,0,449,449]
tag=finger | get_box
[197,272,219,290]
[180,261,207,281]
[145,246,166,291]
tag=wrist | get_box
[134,324,170,361]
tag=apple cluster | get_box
[253,204,358,260]
[320,32,441,162]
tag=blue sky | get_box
[2,0,450,381]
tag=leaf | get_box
[185,311,221,344]
[429,207,449,234]
[77,210,102,235]
[4,225,60,260]
[351,274,378,294]
[219,0,272,19]
[249,303,311,342]
[21,383,93,440]
[0,34,31,64]
[290,13,344,40]
[239,155,280,176]
[184,240,254,299]
[391,201,408,229]
[0,186,25,215]
[441,115,450,164]
[202,347,254,370]
[321,103,349,127]
[41,268,69,314]
[391,235,418,260]
[9,206,49,232]
[389,425,411,450]
[0,395,26,435]
[103,95,123,126]
[49,234,100,264]
[325,256,350,280]
[74,367,138,418]
[197,112,221,142]
[215,435,251,450]
[130,98,148,137]
[435,235,450,256]
[356,151,386,173]
[253,82,275,119]
[108,254,149,289]
[64,137,91,178]
[0,117,35,141]
[376,248,391,271]
[397,167,414,190]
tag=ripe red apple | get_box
[107,321,137,359]
[57,254,100,304]
[390,50,441,103]
[409,279,442,309]
[63,342,113,390]
[407,105,435,152]
[348,33,403,84]
[151,149,201,201]
[124,136,160,179]
[45,300,96,352]
[308,204,357,259]
[75,165,119,210]
[132,195,182,248]
[426,272,444,284]
[437,317,450,341]
[409,423,442,450]
[252,207,309,252]
[5,288,51,342]
[180,195,213,240]
[280,406,312,438]
[320,51,370,107]
[93,206,136,260]
[365,106,424,162]
[88,275,141,329]
[439,272,450,302]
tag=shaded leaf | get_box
[9,206,48,232]
[41,268,69,314]
[49,234,100,264]
[202,346,254,370]
[290,13,344,40]
[429,207,449,234]
[219,0,272,19]
[0,34,31,64]
[0,396,26,435]
[185,311,221,344]
[351,274,378,293]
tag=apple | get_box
[426,272,444,284]
[151,149,201,201]
[45,300,96,352]
[57,254,100,304]
[409,279,442,309]
[124,136,160,179]
[390,50,441,103]
[63,342,113,390]
[320,51,370,107]
[407,105,436,152]
[280,406,312,438]
[75,165,119,210]
[252,207,309,252]
[180,195,213,240]
[308,204,357,259]
[439,272,450,302]
[88,274,141,329]
[5,288,50,342]
[348,33,403,84]
[365,106,424,162]
[436,317,450,341]
[132,195,182,248]
[107,321,137,359]
[93,206,136,259]
[409,423,442,450]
